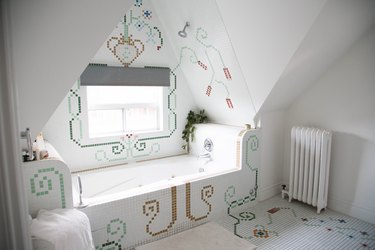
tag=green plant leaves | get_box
[182,110,208,151]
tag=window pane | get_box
[87,86,162,108]
[86,86,163,137]
[88,109,123,136]
[125,106,158,131]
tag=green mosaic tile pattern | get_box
[67,0,177,163]
[224,134,260,239]
[174,28,234,108]
[96,218,126,250]
[29,167,66,208]
[216,196,375,249]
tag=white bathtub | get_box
[72,154,239,206]
[72,124,245,206]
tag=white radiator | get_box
[288,126,332,213]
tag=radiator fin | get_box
[288,127,332,213]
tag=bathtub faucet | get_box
[76,175,88,208]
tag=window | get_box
[86,86,163,138]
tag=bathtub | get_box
[72,153,239,206]
[72,123,245,206]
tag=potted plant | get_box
[182,110,208,153]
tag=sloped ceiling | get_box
[257,0,375,118]
[12,0,375,136]
[9,0,133,138]
[216,0,327,113]
[153,0,257,127]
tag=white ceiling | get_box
[257,0,375,118]
[215,0,327,113]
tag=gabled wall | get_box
[283,26,375,223]
[42,0,196,171]
[154,0,256,126]
[253,0,375,207]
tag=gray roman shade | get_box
[80,65,170,87]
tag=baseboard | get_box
[328,194,375,224]
[259,183,281,201]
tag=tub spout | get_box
[77,175,88,208]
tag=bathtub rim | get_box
[72,127,252,207]
[73,166,241,207]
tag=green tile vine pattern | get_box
[96,218,126,250]
[195,27,234,108]
[172,28,234,108]
[67,2,181,163]
[224,134,259,238]
[219,196,375,248]
[29,167,66,208]
[68,81,170,162]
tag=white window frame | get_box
[81,86,168,140]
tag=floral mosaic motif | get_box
[253,229,269,238]
[134,0,142,7]
[106,4,163,67]
[175,28,234,108]
[142,10,152,20]
[107,34,145,67]
[220,196,375,249]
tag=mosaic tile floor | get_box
[215,196,375,250]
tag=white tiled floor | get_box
[215,196,375,250]
[136,222,256,250]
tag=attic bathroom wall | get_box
[43,0,196,170]
[283,26,375,224]
[9,0,134,139]
[154,0,257,126]
[42,0,254,171]
[250,0,375,203]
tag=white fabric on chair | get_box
[30,208,94,250]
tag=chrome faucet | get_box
[77,175,88,208]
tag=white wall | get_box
[258,110,286,201]
[284,26,375,223]
[258,0,375,116]
[154,0,257,127]
[9,0,133,139]
[42,1,196,171]
[216,0,327,112]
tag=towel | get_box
[30,209,94,250]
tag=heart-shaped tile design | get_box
[107,34,145,67]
